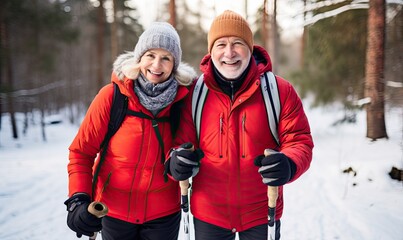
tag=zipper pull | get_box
[230,81,234,100]
[220,114,223,133]
[242,114,246,131]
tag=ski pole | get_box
[264,149,278,240]
[87,201,108,240]
[180,179,191,240]
[178,144,194,240]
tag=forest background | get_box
[1,1,403,239]
[0,0,402,143]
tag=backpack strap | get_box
[169,100,183,138]
[92,83,128,198]
[260,71,280,146]
[191,72,281,147]
[92,83,176,196]
[100,83,129,148]
[191,74,208,140]
[126,110,169,165]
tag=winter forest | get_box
[1,0,403,140]
[1,0,403,239]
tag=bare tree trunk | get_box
[262,0,268,50]
[1,16,18,139]
[300,0,307,68]
[365,0,387,140]
[33,0,47,142]
[263,0,278,71]
[96,0,106,89]
[271,0,278,71]
[40,108,46,142]
[169,0,176,28]
[0,1,3,132]
[244,0,248,20]
[22,110,28,136]
[111,0,118,61]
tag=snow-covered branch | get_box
[0,81,66,98]
[296,0,402,26]
[353,97,371,106]
[303,0,353,13]
[303,3,369,26]
[301,0,402,13]
[386,81,403,88]
[388,0,403,4]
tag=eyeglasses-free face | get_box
[211,37,251,80]
[139,49,175,84]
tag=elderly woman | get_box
[64,22,197,240]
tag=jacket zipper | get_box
[242,113,246,158]
[219,113,223,158]
[230,81,235,101]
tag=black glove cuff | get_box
[288,157,297,182]
[163,158,172,183]
[64,193,91,211]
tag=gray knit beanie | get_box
[133,22,182,71]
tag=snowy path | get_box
[281,107,403,240]
[0,122,75,239]
[1,107,402,240]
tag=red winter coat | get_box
[174,45,314,232]
[68,52,196,224]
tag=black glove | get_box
[254,151,296,186]
[64,193,102,238]
[168,142,204,181]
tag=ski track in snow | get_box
[1,106,403,240]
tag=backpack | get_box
[92,83,181,197]
[191,71,281,145]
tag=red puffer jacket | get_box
[174,45,314,232]
[68,53,196,224]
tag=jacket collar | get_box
[200,45,273,94]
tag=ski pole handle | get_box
[264,149,278,240]
[87,201,108,240]
[180,180,190,196]
[268,186,278,208]
[88,201,108,218]
[178,144,195,197]
[264,149,279,208]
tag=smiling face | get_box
[139,49,174,84]
[211,37,251,80]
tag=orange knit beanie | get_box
[207,10,253,53]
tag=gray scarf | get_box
[134,73,178,115]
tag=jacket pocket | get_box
[102,160,137,192]
[242,113,246,158]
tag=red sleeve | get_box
[277,77,314,182]
[173,83,199,150]
[67,84,114,197]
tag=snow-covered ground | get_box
[1,104,402,240]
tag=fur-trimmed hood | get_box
[112,51,197,86]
